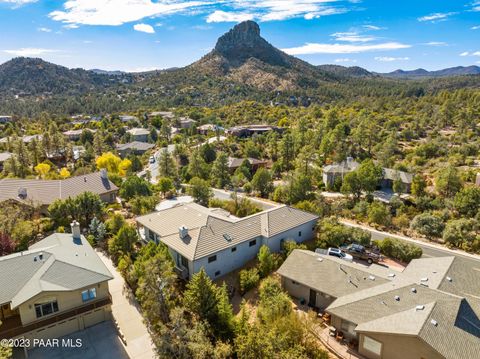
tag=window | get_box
[148,230,155,241]
[208,255,217,263]
[215,270,221,277]
[34,301,59,318]
[249,239,256,247]
[363,336,382,355]
[81,288,97,302]
[231,247,237,253]
[298,231,302,237]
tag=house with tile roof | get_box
[136,202,319,279]
[278,249,480,359]
[0,170,118,213]
[0,221,113,344]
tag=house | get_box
[0,115,13,124]
[278,250,480,359]
[0,221,113,346]
[116,141,155,157]
[227,157,269,173]
[63,128,97,141]
[0,134,43,145]
[178,117,197,129]
[197,124,222,135]
[322,157,360,188]
[119,115,138,123]
[225,124,284,138]
[127,128,150,142]
[136,203,319,280]
[0,152,12,171]
[148,111,174,119]
[381,168,413,192]
[0,170,118,213]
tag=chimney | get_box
[179,225,188,239]
[71,220,81,240]
[100,168,108,180]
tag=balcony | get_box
[0,296,112,339]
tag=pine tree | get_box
[211,152,230,189]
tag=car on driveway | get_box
[326,247,353,262]
[149,156,155,164]
[341,243,382,264]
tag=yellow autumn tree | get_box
[96,152,132,177]
[59,167,71,179]
[34,162,51,179]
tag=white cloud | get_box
[133,23,155,34]
[460,51,470,56]
[331,31,376,42]
[471,0,480,11]
[49,0,208,26]
[49,0,352,26]
[417,12,457,22]
[3,48,58,56]
[460,51,480,57]
[206,10,254,23]
[363,25,382,31]
[334,58,357,63]
[282,42,411,55]
[0,0,37,5]
[473,51,480,56]
[472,25,480,30]
[374,56,409,62]
[424,41,447,46]
[37,27,52,33]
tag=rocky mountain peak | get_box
[213,20,290,68]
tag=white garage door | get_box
[83,308,105,328]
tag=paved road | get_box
[340,220,480,267]
[211,188,279,211]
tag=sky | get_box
[0,0,479,72]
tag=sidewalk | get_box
[97,250,156,359]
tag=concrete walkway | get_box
[97,250,156,359]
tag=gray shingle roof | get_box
[116,141,155,151]
[127,128,150,136]
[0,172,118,206]
[136,203,319,261]
[0,152,12,162]
[0,233,113,308]
[277,250,392,298]
[383,168,414,183]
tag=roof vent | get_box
[369,275,376,281]
[18,187,27,199]
[420,277,428,282]
[416,305,425,311]
[431,319,438,327]
[411,288,417,293]
[394,296,400,301]
[223,233,233,242]
[446,276,452,282]
[179,225,188,239]
[380,300,387,306]
[388,273,396,278]
[39,253,43,261]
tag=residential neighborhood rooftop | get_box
[0,229,113,308]
[0,171,118,206]
[116,141,155,151]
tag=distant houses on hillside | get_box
[226,124,284,138]
[0,115,13,124]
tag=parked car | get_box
[341,243,382,264]
[149,156,155,164]
[327,247,353,262]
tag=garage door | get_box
[83,308,105,328]
[33,317,80,341]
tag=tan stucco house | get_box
[0,222,113,349]
[278,250,480,359]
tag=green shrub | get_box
[374,237,422,263]
[239,268,260,294]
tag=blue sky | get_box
[0,0,479,72]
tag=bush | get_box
[374,237,422,263]
[239,268,260,294]
[410,213,445,238]
[282,240,307,258]
[316,217,371,248]
[257,245,277,278]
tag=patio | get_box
[293,301,368,359]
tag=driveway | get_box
[23,321,129,359]
[96,250,156,359]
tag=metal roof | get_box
[0,233,113,308]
